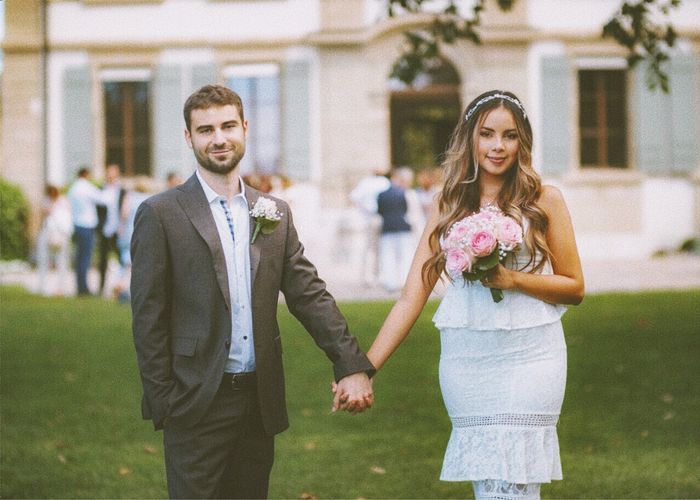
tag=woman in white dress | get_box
[35,185,73,296]
[336,90,584,499]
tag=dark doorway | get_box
[103,81,151,176]
[390,58,461,170]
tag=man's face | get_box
[185,104,248,175]
[105,164,121,184]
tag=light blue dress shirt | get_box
[196,170,255,373]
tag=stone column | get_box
[1,0,47,235]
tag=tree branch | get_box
[388,0,681,92]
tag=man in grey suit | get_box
[131,84,374,499]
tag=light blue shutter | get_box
[633,63,672,174]
[540,56,572,176]
[191,63,218,93]
[633,54,698,175]
[152,64,185,180]
[227,76,255,174]
[63,66,93,179]
[669,55,699,173]
[282,60,311,181]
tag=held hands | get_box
[331,372,374,415]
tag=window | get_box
[102,70,152,176]
[225,64,281,175]
[578,69,628,168]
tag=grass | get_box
[1,286,699,498]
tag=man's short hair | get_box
[183,85,245,131]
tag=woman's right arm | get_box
[367,199,442,371]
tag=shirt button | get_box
[243,336,248,340]
[225,340,231,349]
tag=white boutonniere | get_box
[249,197,283,244]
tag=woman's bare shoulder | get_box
[538,184,567,212]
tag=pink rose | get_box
[445,248,472,274]
[470,230,497,257]
[495,216,523,251]
[451,222,470,239]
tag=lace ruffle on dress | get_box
[434,247,567,484]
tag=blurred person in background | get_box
[242,173,273,193]
[416,167,441,219]
[376,167,415,292]
[96,163,126,296]
[166,171,184,189]
[67,167,108,296]
[35,185,73,296]
[394,166,426,247]
[350,168,390,287]
[113,177,151,303]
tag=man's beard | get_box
[194,145,245,175]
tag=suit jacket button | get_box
[225,340,231,349]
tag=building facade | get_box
[2,0,699,267]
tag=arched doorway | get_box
[390,58,461,170]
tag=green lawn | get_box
[1,286,699,498]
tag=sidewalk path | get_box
[2,254,699,302]
[322,254,700,302]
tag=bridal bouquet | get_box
[442,205,523,303]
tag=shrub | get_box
[679,237,699,254]
[0,178,30,261]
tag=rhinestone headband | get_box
[465,93,527,122]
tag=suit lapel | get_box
[177,174,231,310]
[245,187,262,288]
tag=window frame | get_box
[575,58,631,171]
[100,67,153,177]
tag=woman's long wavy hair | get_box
[421,90,552,286]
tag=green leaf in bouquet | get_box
[475,249,500,271]
[463,268,488,281]
[490,287,504,303]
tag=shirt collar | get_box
[196,169,247,205]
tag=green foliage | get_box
[678,237,698,254]
[388,0,680,92]
[603,0,680,92]
[0,178,31,261]
[1,287,699,498]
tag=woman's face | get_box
[475,106,519,179]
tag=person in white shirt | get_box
[67,167,107,296]
[349,169,390,286]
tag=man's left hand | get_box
[332,372,374,415]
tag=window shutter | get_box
[282,60,311,181]
[153,64,185,181]
[63,66,93,179]
[540,56,572,175]
[191,63,218,92]
[633,64,672,174]
[669,55,699,173]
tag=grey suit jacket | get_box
[131,174,374,434]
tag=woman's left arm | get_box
[484,185,585,305]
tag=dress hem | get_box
[439,475,563,483]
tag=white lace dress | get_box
[433,248,567,485]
